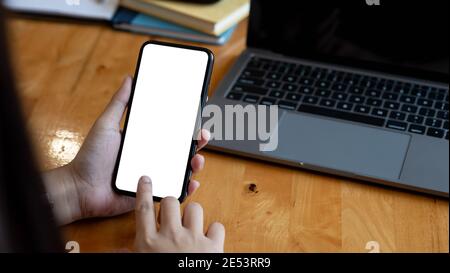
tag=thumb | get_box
[97,76,132,129]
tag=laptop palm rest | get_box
[264,112,411,180]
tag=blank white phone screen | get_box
[115,43,209,198]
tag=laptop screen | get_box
[247,1,449,82]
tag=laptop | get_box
[205,1,449,197]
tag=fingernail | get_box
[140,176,151,184]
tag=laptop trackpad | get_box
[265,113,411,180]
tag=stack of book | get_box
[114,0,250,45]
[3,0,250,45]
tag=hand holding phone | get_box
[113,41,214,202]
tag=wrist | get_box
[42,164,82,225]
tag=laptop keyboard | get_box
[226,56,449,140]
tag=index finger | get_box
[135,176,157,237]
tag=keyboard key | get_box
[267,81,282,89]
[316,80,331,89]
[331,92,348,101]
[260,98,277,106]
[352,74,362,82]
[407,115,424,124]
[411,88,427,97]
[286,93,302,101]
[326,72,337,82]
[233,84,268,95]
[242,69,265,78]
[334,74,344,83]
[382,92,399,101]
[377,82,394,92]
[278,100,297,110]
[299,77,315,86]
[226,92,243,101]
[425,118,442,128]
[418,108,436,117]
[276,66,287,74]
[394,85,411,95]
[409,124,426,134]
[367,98,382,107]
[438,88,448,94]
[281,83,299,92]
[267,72,282,80]
[372,108,388,117]
[400,95,416,104]
[286,66,298,75]
[383,101,400,110]
[297,66,311,76]
[243,95,260,103]
[366,89,381,98]
[390,111,406,121]
[298,105,385,127]
[386,120,407,131]
[298,86,314,94]
[262,64,278,71]
[355,105,371,114]
[427,128,445,138]
[428,92,445,100]
[303,96,319,105]
[360,78,377,88]
[331,83,348,92]
[401,104,418,113]
[415,85,429,91]
[444,121,449,130]
[437,111,449,120]
[283,75,298,83]
[417,98,433,107]
[238,77,265,86]
[446,131,449,140]
[316,74,329,81]
[246,59,262,69]
[310,69,322,78]
[316,89,331,98]
[269,90,285,98]
[343,76,358,86]
[348,86,365,95]
[337,102,354,111]
[319,99,336,108]
[435,102,449,111]
[349,95,365,104]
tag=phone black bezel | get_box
[111,40,214,203]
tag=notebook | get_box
[3,0,119,20]
[112,8,236,45]
[120,0,249,36]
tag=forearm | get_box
[42,164,82,226]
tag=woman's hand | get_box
[134,176,225,253]
[43,76,210,225]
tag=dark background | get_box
[248,0,449,81]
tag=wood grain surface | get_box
[6,14,448,253]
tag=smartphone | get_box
[112,41,213,202]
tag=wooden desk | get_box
[7,15,448,253]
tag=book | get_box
[3,0,119,20]
[120,0,249,36]
[112,8,236,45]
